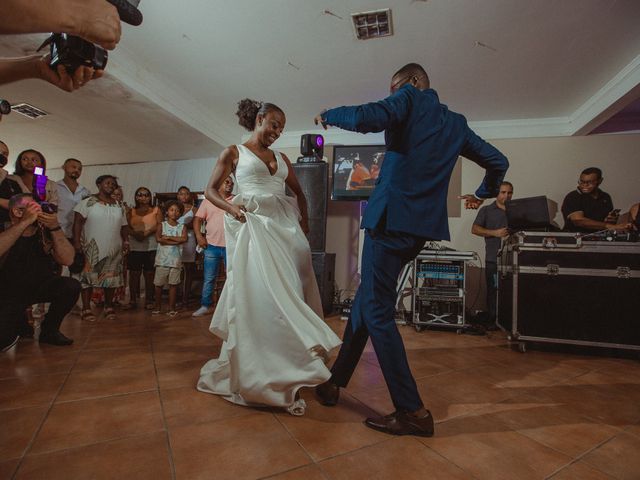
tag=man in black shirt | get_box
[561,167,624,232]
[0,194,80,351]
[472,181,513,322]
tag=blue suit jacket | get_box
[323,85,509,240]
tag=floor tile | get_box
[73,346,154,371]
[83,333,152,351]
[0,375,66,411]
[0,350,77,380]
[0,406,48,461]
[56,363,156,402]
[16,432,172,480]
[31,391,164,454]
[274,390,387,462]
[263,464,328,480]
[419,414,572,480]
[153,344,218,367]
[549,461,616,480]
[0,460,18,480]
[463,394,621,458]
[319,436,473,480]
[581,432,640,480]
[161,386,258,428]
[156,358,206,389]
[169,413,310,480]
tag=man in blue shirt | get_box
[313,63,509,437]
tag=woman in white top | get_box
[73,175,128,321]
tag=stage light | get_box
[299,134,325,162]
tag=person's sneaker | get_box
[192,306,214,317]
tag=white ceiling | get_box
[1,0,640,169]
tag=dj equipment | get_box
[498,231,640,352]
[404,249,476,332]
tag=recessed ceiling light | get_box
[10,103,48,119]
[351,8,393,40]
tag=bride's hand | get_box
[230,205,247,223]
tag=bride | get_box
[197,99,341,415]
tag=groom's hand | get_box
[314,111,328,130]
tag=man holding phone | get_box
[561,167,628,232]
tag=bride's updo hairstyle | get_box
[236,98,284,132]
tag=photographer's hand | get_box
[37,211,61,231]
[72,0,122,50]
[36,54,103,92]
[20,203,42,227]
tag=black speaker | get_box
[312,252,335,315]
[291,162,328,252]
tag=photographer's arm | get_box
[1,0,121,50]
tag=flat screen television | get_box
[331,144,386,201]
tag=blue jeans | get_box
[201,245,226,307]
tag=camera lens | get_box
[0,99,11,115]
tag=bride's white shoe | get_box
[286,399,307,416]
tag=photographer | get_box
[0,194,80,351]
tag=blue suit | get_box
[322,85,508,412]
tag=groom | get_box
[313,63,509,437]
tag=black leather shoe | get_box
[364,410,434,437]
[39,331,74,346]
[315,381,340,406]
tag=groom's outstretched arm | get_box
[315,87,412,134]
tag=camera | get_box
[38,33,108,74]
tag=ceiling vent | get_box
[351,8,393,40]
[10,103,48,119]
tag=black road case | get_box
[497,231,640,352]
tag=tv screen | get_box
[331,144,386,201]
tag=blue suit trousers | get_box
[330,228,426,412]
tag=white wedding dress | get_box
[197,144,341,411]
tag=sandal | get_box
[81,309,97,322]
[151,310,162,315]
[166,310,179,318]
[145,303,155,310]
[104,308,117,320]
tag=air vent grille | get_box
[351,9,392,40]
[11,103,48,119]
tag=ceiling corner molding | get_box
[569,54,640,136]
[469,117,573,140]
[106,47,238,146]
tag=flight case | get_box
[497,231,640,352]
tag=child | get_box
[153,200,187,316]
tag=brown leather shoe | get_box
[315,381,339,406]
[364,410,434,437]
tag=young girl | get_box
[153,200,187,316]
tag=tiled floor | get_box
[2,308,640,480]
